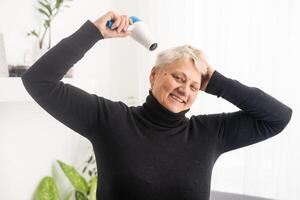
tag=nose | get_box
[177,83,189,97]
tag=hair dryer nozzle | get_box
[150,43,158,51]
[128,21,158,51]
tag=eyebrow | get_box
[174,71,201,85]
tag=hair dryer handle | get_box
[106,16,141,29]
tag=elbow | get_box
[21,69,33,93]
[21,68,42,98]
[21,70,30,90]
[21,67,57,98]
[282,107,293,129]
[21,66,33,85]
[275,107,293,134]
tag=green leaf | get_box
[88,176,97,200]
[57,160,89,194]
[27,30,39,38]
[38,8,50,18]
[63,191,73,200]
[82,166,87,174]
[41,0,50,4]
[55,0,63,9]
[43,23,48,30]
[44,19,51,28]
[75,191,88,200]
[38,1,52,15]
[87,156,93,163]
[35,176,60,200]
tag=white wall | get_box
[0,102,92,199]
[0,0,114,98]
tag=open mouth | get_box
[169,94,185,104]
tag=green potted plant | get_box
[28,0,73,50]
[35,154,97,200]
[27,0,74,77]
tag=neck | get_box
[141,90,189,128]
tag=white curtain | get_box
[111,0,300,199]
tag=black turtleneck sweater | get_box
[21,20,292,200]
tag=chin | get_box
[166,105,184,113]
[173,109,182,113]
[166,102,187,113]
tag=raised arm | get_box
[198,71,292,154]
[21,11,132,138]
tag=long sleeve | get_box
[21,20,112,138]
[202,71,292,153]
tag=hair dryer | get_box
[106,16,158,51]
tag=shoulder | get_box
[189,113,225,133]
[94,96,132,121]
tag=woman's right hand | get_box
[93,11,133,39]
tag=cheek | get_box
[156,79,176,93]
[164,79,179,91]
[152,80,171,101]
[187,93,198,105]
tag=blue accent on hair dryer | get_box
[106,16,141,29]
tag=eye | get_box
[191,86,198,92]
[172,74,180,80]
[172,74,184,82]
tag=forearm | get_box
[20,20,105,136]
[21,20,103,97]
[206,71,292,132]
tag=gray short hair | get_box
[155,45,209,76]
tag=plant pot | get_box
[8,65,29,77]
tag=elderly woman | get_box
[22,11,292,200]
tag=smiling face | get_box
[149,58,202,113]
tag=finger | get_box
[104,11,117,25]
[111,15,121,29]
[118,30,132,38]
[123,16,130,32]
[117,16,126,33]
[129,18,133,25]
[105,11,116,20]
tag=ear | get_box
[149,66,159,89]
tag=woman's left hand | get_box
[200,66,215,91]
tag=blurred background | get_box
[0,0,299,199]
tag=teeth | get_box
[170,94,184,103]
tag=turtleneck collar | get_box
[141,90,189,128]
